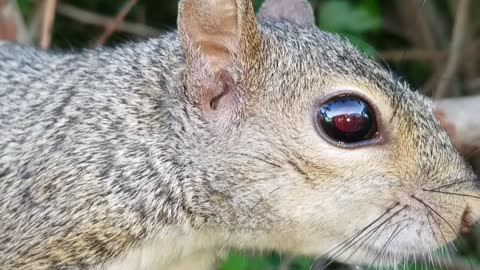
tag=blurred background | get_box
[1,0,479,269]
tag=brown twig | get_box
[379,38,480,63]
[56,3,160,38]
[435,0,471,98]
[93,0,138,47]
[39,0,57,49]
[393,0,450,97]
[380,49,444,62]
[394,0,437,50]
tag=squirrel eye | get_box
[316,95,377,145]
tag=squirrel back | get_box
[1,0,479,269]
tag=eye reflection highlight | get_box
[317,96,376,144]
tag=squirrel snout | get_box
[460,205,474,233]
[393,182,480,235]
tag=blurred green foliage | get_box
[220,251,315,270]
[13,0,480,269]
[317,0,381,56]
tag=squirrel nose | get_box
[460,205,474,233]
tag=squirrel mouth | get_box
[460,205,474,233]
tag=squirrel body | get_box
[1,0,480,269]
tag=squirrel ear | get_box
[258,0,315,27]
[178,0,260,114]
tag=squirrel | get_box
[1,0,479,269]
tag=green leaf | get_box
[318,0,382,34]
[219,253,249,270]
[16,0,34,22]
[247,256,273,270]
[253,0,265,12]
[219,251,274,270]
[291,256,315,270]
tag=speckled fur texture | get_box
[1,0,479,269]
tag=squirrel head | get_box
[176,0,480,266]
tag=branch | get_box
[93,0,138,47]
[380,49,444,62]
[379,39,480,63]
[39,0,57,49]
[435,96,480,157]
[394,0,436,49]
[56,3,161,38]
[434,0,471,98]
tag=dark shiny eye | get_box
[317,95,377,144]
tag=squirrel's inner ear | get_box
[258,0,315,27]
[178,0,260,113]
